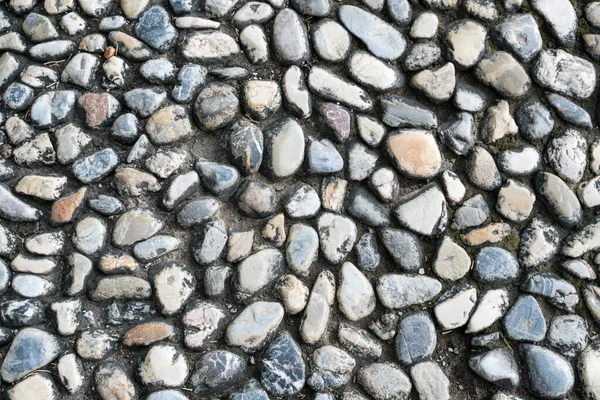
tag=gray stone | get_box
[534,172,581,228]
[381,95,437,129]
[490,14,542,62]
[379,228,422,271]
[377,274,441,309]
[521,344,574,399]
[473,247,519,285]
[521,272,579,312]
[189,350,245,395]
[402,42,441,71]
[346,187,390,227]
[503,295,546,342]
[318,212,357,264]
[358,363,412,400]
[395,311,436,365]
[475,51,531,98]
[443,20,486,69]
[272,8,310,65]
[532,49,596,100]
[261,332,305,395]
[469,348,519,390]
[437,112,474,155]
[546,92,593,129]
[393,183,447,236]
[531,0,576,47]
[308,345,355,391]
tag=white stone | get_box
[337,262,375,321]
[466,289,509,333]
[434,286,477,330]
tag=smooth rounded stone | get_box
[434,285,477,330]
[480,100,518,143]
[345,187,389,227]
[348,51,404,91]
[521,272,579,312]
[442,20,486,68]
[377,274,442,309]
[531,0,576,47]
[172,64,208,104]
[0,184,41,222]
[182,300,228,350]
[76,329,119,360]
[227,301,284,352]
[22,12,58,41]
[561,216,600,258]
[160,173,199,211]
[99,15,126,30]
[386,129,441,179]
[15,175,66,201]
[534,172,581,228]
[233,2,274,28]
[71,216,106,255]
[226,121,263,176]
[111,113,139,144]
[230,379,269,400]
[301,270,335,343]
[19,65,58,88]
[380,95,437,129]
[123,320,175,346]
[124,88,166,118]
[11,253,56,274]
[3,82,33,111]
[308,67,372,111]
[71,148,118,184]
[235,180,276,218]
[311,19,351,62]
[546,315,588,357]
[410,11,438,38]
[235,248,284,301]
[321,177,347,212]
[147,105,194,145]
[140,59,177,84]
[473,247,519,285]
[393,183,447,236]
[464,0,497,20]
[195,82,239,131]
[410,362,450,400]
[147,390,188,400]
[285,224,318,276]
[243,80,281,120]
[30,90,76,129]
[148,262,195,315]
[337,262,375,321]
[532,49,596,100]
[98,250,139,275]
[580,343,600,400]
[338,323,382,358]
[95,362,136,400]
[433,236,471,281]
[79,33,107,53]
[0,52,22,92]
[453,83,487,112]
[259,118,304,180]
[63,253,92,296]
[104,56,128,88]
[90,275,152,302]
[190,220,228,265]
[52,300,80,336]
[563,259,596,280]
[283,66,311,118]
[369,167,399,203]
[584,285,600,324]
[12,274,55,297]
[176,197,220,228]
[358,362,412,400]
[112,167,160,197]
[204,265,232,298]
[402,42,441,72]
[411,62,455,103]
[274,275,309,314]
[437,111,474,156]
[196,159,240,199]
[521,345,574,399]
[57,353,84,394]
[546,93,593,129]
[475,51,531,98]
[308,345,355,391]
[135,343,189,387]
[347,143,378,181]
[469,348,519,390]
[272,8,310,64]
[240,25,269,64]
[113,208,163,247]
[182,31,240,63]
[490,13,542,62]
[61,12,85,35]
[134,6,177,52]
[502,294,546,342]
[0,327,63,383]
[578,175,600,208]
[395,311,436,365]
[88,195,123,218]
[53,124,91,166]
[451,194,489,231]
[6,372,58,400]
[546,129,587,183]
[261,332,305,395]
[318,212,357,265]
[1,298,48,327]
[60,52,99,90]
[587,2,600,27]
[356,115,386,147]
[496,180,535,222]
[379,228,422,270]
[204,0,238,17]
[339,5,406,60]
[467,146,501,191]
[387,0,411,26]
[315,102,351,143]
[497,146,540,176]
[466,288,510,334]
[290,0,331,16]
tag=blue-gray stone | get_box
[3,82,33,111]
[520,272,579,312]
[379,228,422,271]
[135,6,178,53]
[355,232,380,271]
[387,0,412,26]
[196,159,241,199]
[520,344,574,399]
[133,235,181,263]
[437,112,475,156]
[177,197,220,228]
[346,187,391,227]
[451,194,489,230]
[188,350,246,395]
[395,311,436,365]
[88,195,125,216]
[261,332,305,396]
[169,0,199,14]
[1,299,47,327]
[546,93,593,129]
[473,247,519,285]
[380,95,437,129]
[72,148,119,184]
[515,98,554,141]
[124,87,167,118]
[191,220,228,265]
[30,90,76,129]
[290,0,332,16]
[172,64,208,104]
[490,14,542,62]
[147,390,189,400]
[0,184,42,222]
[307,137,344,173]
[534,172,581,228]
[195,82,240,131]
[503,295,546,342]
[111,113,140,144]
[547,315,589,357]
[229,378,269,400]
[471,332,500,347]
[228,119,263,176]
[468,348,519,390]
[0,327,63,383]
[140,59,177,84]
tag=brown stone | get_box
[123,321,175,346]
[108,31,154,61]
[99,252,139,274]
[461,223,511,246]
[320,176,347,212]
[227,229,254,263]
[78,93,121,129]
[475,51,531,98]
[50,187,87,225]
[262,213,286,247]
[386,130,442,179]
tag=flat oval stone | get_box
[112,208,163,247]
[386,129,442,179]
[475,51,531,98]
[443,19,486,68]
[348,51,404,91]
[521,344,574,399]
[135,6,178,52]
[188,350,245,395]
[531,49,596,100]
[534,172,581,228]
[311,19,351,62]
[308,66,372,111]
[469,348,519,390]
[381,95,437,129]
[395,311,436,365]
[272,8,310,65]
[182,31,240,62]
[377,274,442,309]
[226,301,284,352]
[358,362,412,400]
[261,117,304,180]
